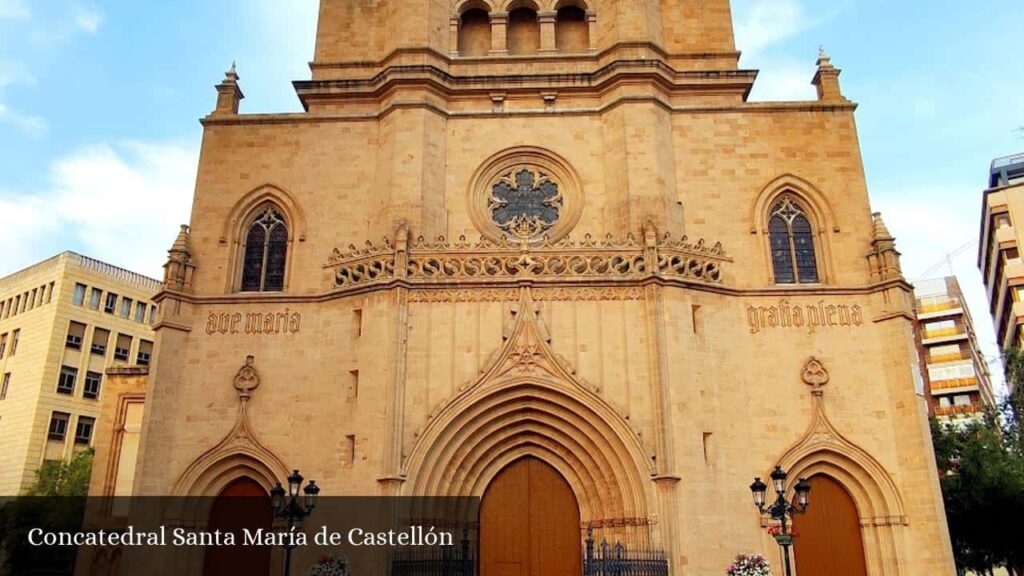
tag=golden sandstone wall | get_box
[130,1,956,574]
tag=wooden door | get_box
[203,477,273,576]
[480,457,582,576]
[792,474,868,576]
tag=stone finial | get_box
[802,357,830,392]
[812,47,845,103]
[868,211,903,282]
[213,62,244,116]
[163,224,196,292]
[233,355,261,400]
[871,212,894,242]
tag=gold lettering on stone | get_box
[746,300,863,334]
[205,310,302,335]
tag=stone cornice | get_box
[308,43,741,75]
[156,277,910,307]
[293,60,756,108]
[200,97,857,127]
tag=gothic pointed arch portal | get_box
[402,288,659,547]
[480,457,582,576]
[792,474,868,576]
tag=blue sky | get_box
[1,1,1022,390]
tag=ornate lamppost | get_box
[271,469,321,576]
[749,466,811,576]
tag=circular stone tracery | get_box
[469,147,582,243]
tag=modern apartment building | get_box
[914,277,997,419]
[0,252,161,495]
[978,152,1024,392]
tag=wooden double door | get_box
[480,457,582,576]
[792,475,868,576]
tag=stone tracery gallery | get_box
[101,1,956,575]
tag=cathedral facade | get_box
[132,1,956,574]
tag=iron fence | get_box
[391,535,473,576]
[584,529,669,576]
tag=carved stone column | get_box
[489,12,508,55]
[539,11,557,52]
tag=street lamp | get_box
[749,466,811,576]
[271,470,320,576]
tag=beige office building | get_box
[979,152,1024,393]
[913,276,996,419]
[0,252,161,495]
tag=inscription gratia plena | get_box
[206,310,302,335]
[747,300,864,334]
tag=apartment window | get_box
[104,293,118,314]
[954,395,972,406]
[72,283,87,306]
[84,371,102,400]
[91,328,110,356]
[135,302,147,323]
[0,333,6,358]
[47,281,54,303]
[29,288,37,309]
[149,306,157,325]
[88,288,102,310]
[114,334,132,361]
[10,330,19,356]
[137,339,153,366]
[57,366,78,395]
[74,416,95,445]
[66,321,86,350]
[1,373,10,400]
[118,297,132,319]
[13,295,20,315]
[48,412,70,441]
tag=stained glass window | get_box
[768,196,820,284]
[240,207,288,292]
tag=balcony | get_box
[927,352,966,364]
[934,404,983,417]
[917,299,961,314]
[930,377,979,392]
[922,327,968,343]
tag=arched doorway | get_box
[203,477,273,576]
[792,474,868,576]
[480,457,582,576]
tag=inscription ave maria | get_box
[747,300,864,334]
[206,310,302,335]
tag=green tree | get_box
[0,449,93,575]
[932,348,1024,576]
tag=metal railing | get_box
[391,536,473,576]
[584,529,669,576]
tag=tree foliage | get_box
[931,348,1024,576]
[0,449,93,575]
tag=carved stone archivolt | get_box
[326,221,729,293]
[773,357,908,529]
[402,289,658,542]
[171,356,288,497]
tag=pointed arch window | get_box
[241,206,288,292]
[769,196,819,284]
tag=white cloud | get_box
[72,5,101,34]
[746,60,816,101]
[0,0,30,20]
[0,141,198,278]
[0,102,47,137]
[734,0,809,57]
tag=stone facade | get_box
[130,1,956,574]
